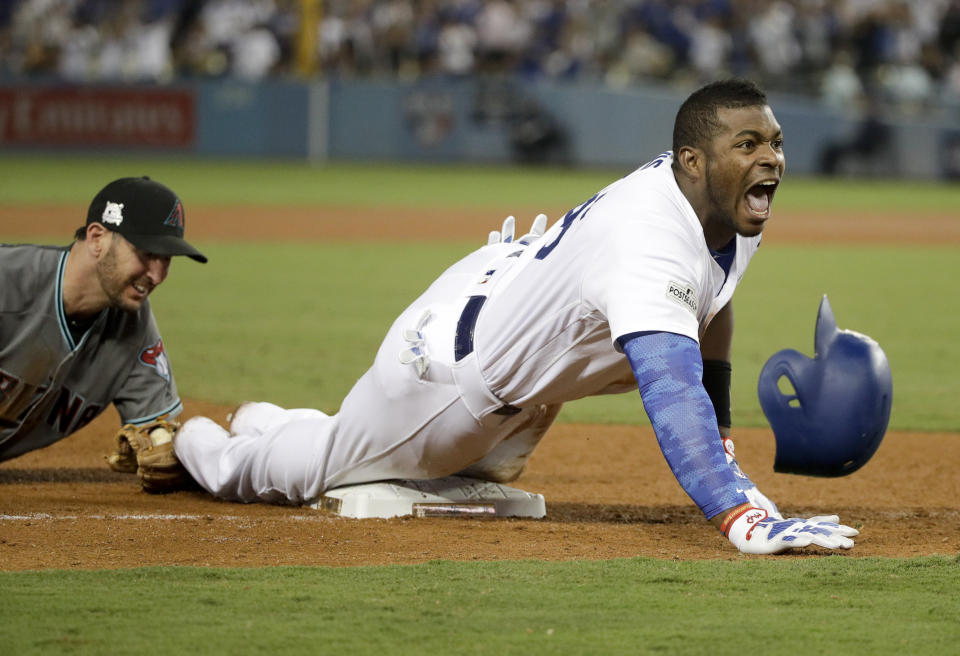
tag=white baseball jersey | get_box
[473,152,758,408]
[176,152,761,504]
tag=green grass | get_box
[0,155,617,210]
[2,557,959,655]
[2,154,960,212]
[775,176,960,212]
[733,246,960,430]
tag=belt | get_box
[453,295,520,417]
[454,295,486,362]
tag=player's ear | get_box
[85,223,109,258]
[675,145,704,179]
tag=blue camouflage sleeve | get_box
[619,331,748,519]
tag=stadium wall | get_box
[1,78,956,178]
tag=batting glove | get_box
[721,504,859,555]
[723,437,782,519]
[487,214,548,246]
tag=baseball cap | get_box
[86,177,207,263]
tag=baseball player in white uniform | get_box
[176,79,859,554]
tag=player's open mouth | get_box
[745,180,778,218]
[132,282,150,297]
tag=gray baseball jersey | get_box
[0,243,182,461]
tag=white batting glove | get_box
[518,213,548,244]
[722,504,859,555]
[723,437,782,519]
[488,215,515,245]
[487,214,548,246]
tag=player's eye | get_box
[772,138,784,150]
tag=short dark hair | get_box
[672,79,768,157]
[74,226,87,240]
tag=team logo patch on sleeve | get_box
[666,281,699,315]
[140,339,171,381]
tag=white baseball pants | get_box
[175,248,558,504]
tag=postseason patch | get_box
[140,339,171,381]
[102,201,124,225]
[665,281,699,315]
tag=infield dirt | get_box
[1,204,958,569]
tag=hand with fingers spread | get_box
[721,504,859,554]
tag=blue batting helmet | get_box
[757,295,893,477]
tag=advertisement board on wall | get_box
[0,86,195,148]
[0,79,951,178]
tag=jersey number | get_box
[535,192,604,260]
[640,151,671,171]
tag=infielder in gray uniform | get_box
[177,79,859,554]
[0,176,206,491]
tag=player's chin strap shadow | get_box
[0,467,137,484]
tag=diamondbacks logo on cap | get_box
[140,339,171,381]
[102,201,124,226]
[163,201,184,229]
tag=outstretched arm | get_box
[619,330,747,519]
[698,302,782,517]
[620,331,857,554]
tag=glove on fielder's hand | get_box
[722,504,859,555]
[105,419,195,494]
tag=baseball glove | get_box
[105,419,195,494]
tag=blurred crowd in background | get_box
[3,0,960,116]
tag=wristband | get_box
[701,359,732,427]
[719,502,755,536]
[724,506,770,551]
